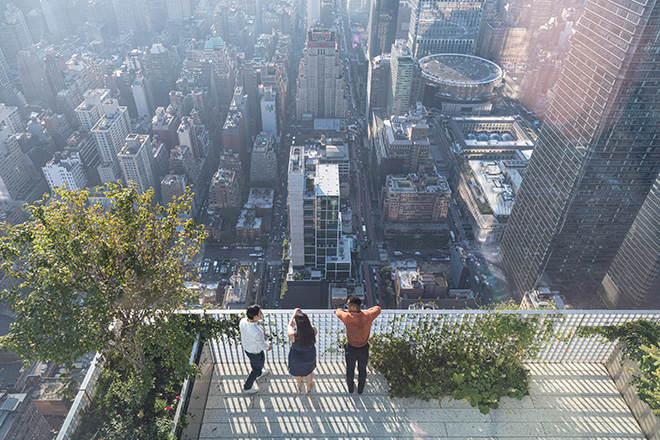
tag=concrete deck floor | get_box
[184,350,644,439]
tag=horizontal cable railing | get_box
[192,309,660,364]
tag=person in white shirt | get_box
[239,304,272,394]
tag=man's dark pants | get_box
[244,351,265,390]
[344,343,369,393]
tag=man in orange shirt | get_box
[334,296,381,394]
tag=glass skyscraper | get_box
[500,0,660,306]
[600,175,660,309]
[407,0,484,58]
[367,0,400,59]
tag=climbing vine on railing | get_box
[579,319,660,416]
[370,306,560,414]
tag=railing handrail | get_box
[177,308,660,316]
[197,309,660,365]
[59,309,660,439]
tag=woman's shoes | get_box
[296,383,304,393]
[306,381,315,393]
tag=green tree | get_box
[0,184,205,377]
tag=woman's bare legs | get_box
[295,376,304,392]
[305,372,314,392]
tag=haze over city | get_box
[0,0,658,438]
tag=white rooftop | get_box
[467,160,514,216]
[245,188,275,209]
[315,164,339,197]
[397,267,421,290]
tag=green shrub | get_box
[370,308,557,414]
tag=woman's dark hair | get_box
[246,304,261,320]
[294,313,315,348]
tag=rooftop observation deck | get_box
[177,310,660,440]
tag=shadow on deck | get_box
[182,343,645,440]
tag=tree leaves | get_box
[0,184,204,376]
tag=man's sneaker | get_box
[242,386,258,394]
[257,368,270,379]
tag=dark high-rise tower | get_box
[600,174,660,309]
[367,0,399,59]
[500,0,660,306]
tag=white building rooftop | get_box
[245,188,275,209]
[315,164,339,197]
[467,160,515,216]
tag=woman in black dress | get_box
[287,308,317,392]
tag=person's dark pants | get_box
[344,343,369,393]
[244,351,265,390]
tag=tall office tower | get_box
[230,86,251,145]
[65,130,101,186]
[478,23,529,65]
[167,0,192,21]
[0,4,32,64]
[42,152,88,192]
[204,37,236,117]
[142,44,179,108]
[0,133,32,201]
[312,164,343,273]
[600,175,660,309]
[387,40,414,116]
[396,0,413,40]
[118,134,157,194]
[132,74,154,120]
[145,0,167,33]
[366,54,390,119]
[500,0,660,306]
[112,65,138,119]
[288,145,349,277]
[41,0,67,41]
[44,51,66,94]
[112,0,148,36]
[296,27,347,120]
[177,116,201,160]
[91,98,130,183]
[367,0,399,59]
[250,132,278,184]
[0,103,23,134]
[260,85,277,137]
[17,46,55,107]
[407,0,483,58]
[76,89,111,130]
[306,0,321,28]
[320,0,334,26]
[0,47,19,106]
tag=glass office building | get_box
[500,0,660,306]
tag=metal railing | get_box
[197,309,660,364]
[57,309,660,439]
